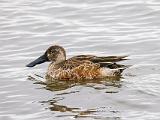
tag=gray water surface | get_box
[0,0,160,120]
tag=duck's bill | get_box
[26,54,48,67]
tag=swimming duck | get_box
[26,45,127,80]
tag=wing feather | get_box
[71,55,128,62]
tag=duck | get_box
[26,45,127,80]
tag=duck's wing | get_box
[55,55,128,70]
[98,62,127,69]
[71,55,128,63]
[70,55,128,69]
[54,59,90,70]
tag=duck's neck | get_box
[54,59,65,64]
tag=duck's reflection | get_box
[40,98,120,119]
[28,74,123,119]
[28,74,122,91]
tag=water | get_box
[0,0,160,120]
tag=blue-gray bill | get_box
[26,54,48,67]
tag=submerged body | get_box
[26,45,127,80]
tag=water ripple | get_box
[0,0,160,120]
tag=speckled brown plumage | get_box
[46,55,127,80]
[47,59,102,80]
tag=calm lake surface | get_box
[0,0,160,120]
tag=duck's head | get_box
[26,45,66,67]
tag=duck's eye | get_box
[50,49,59,54]
[51,50,55,53]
